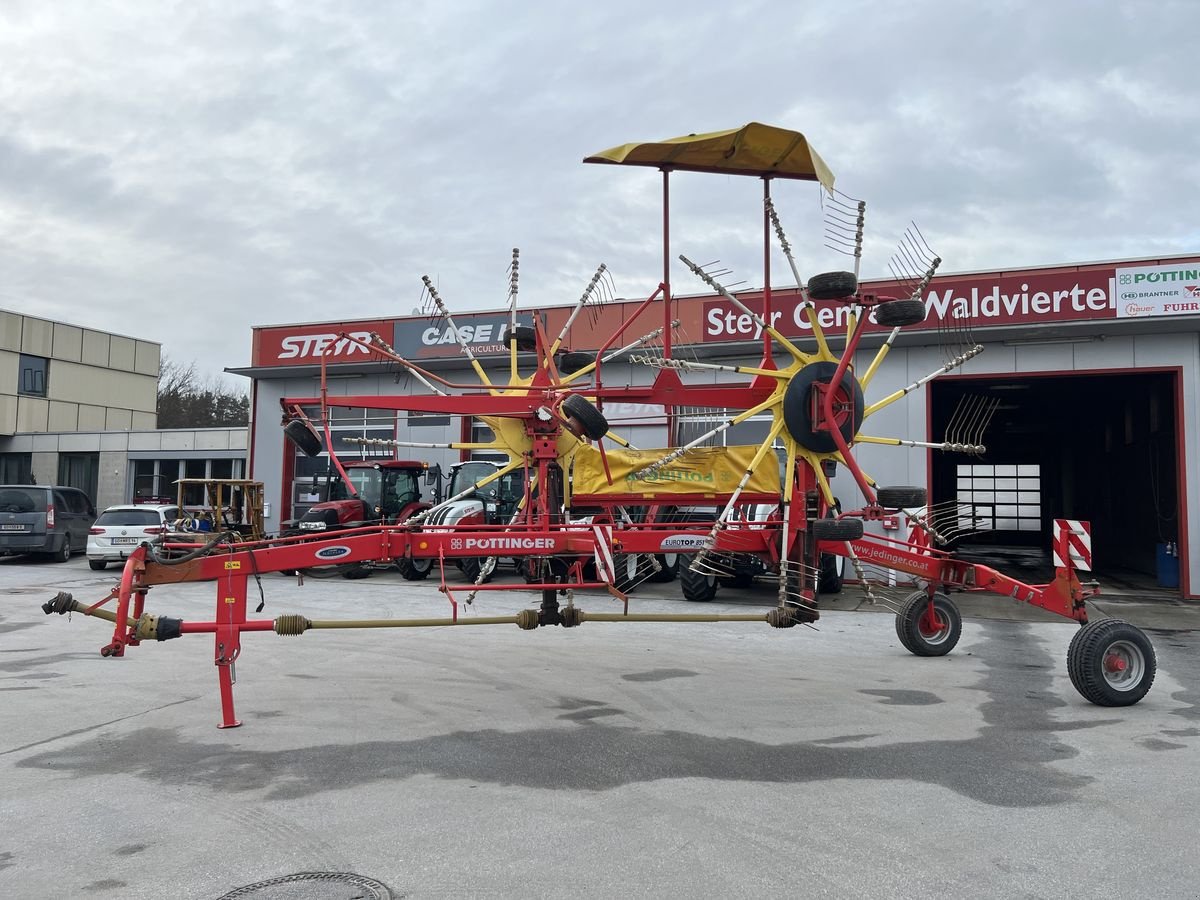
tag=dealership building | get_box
[234,253,1200,599]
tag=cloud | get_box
[0,0,1195,381]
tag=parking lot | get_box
[2,554,1199,899]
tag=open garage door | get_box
[930,370,1181,593]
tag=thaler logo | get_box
[278,331,375,360]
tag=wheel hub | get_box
[781,361,865,453]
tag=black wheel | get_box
[341,564,372,580]
[782,361,864,453]
[874,298,927,327]
[557,351,594,375]
[561,394,609,440]
[54,539,71,563]
[719,572,756,589]
[612,554,652,593]
[680,559,718,602]
[1067,619,1156,706]
[396,556,432,581]
[895,591,961,656]
[818,553,844,594]
[88,559,107,571]
[510,325,538,352]
[283,418,323,457]
[807,270,857,300]
[460,556,492,584]
[651,552,679,582]
[811,517,863,541]
[877,486,927,509]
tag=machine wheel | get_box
[460,556,493,584]
[877,486,927,509]
[782,361,864,453]
[283,418,323,457]
[1067,619,1156,707]
[807,270,857,300]
[88,559,107,571]
[818,553,844,594]
[895,591,961,656]
[651,552,679,582]
[612,554,652,593]
[557,351,594,375]
[680,560,718,602]
[811,517,863,541]
[874,298,927,327]
[561,394,609,440]
[341,563,372,580]
[719,572,756,589]
[511,325,538,351]
[396,556,432,581]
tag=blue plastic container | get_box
[1156,543,1180,589]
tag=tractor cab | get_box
[447,460,524,522]
[291,460,432,533]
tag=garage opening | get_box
[929,370,1181,592]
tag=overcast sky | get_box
[1,0,1196,383]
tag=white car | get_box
[86,504,181,570]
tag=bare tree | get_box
[157,358,250,429]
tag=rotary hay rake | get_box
[42,123,1156,727]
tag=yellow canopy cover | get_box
[583,122,834,190]
[572,445,782,498]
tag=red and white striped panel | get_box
[592,525,615,583]
[1053,519,1092,571]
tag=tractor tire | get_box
[895,591,962,657]
[782,361,864,453]
[874,298,927,327]
[283,418,323,457]
[561,394,609,440]
[460,556,493,584]
[680,559,718,602]
[88,559,107,571]
[811,516,864,541]
[341,563,372,580]
[877,486,927,509]
[651,552,679,582]
[1067,619,1156,706]
[818,553,844,594]
[612,554,652,593]
[396,556,433,581]
[807,271,857,300]
[511,325,538,352]
[719,572,756,589]
[558,351,594,376]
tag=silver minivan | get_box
[0,485,97,562]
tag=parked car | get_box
[86,504,181,570]
[0,485,96,562]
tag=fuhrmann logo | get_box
[314,545,353,561]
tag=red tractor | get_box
[282,460,435,579]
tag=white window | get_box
[957,464,1041,532]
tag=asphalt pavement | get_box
[1,555,1198,899]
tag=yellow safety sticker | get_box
[224,561,241,570]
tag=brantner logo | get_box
[631,468,714,485]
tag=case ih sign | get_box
[249,257,1200,367]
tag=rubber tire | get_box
[719,572,756,589]
[341,564,372,580]
[54,538,71,563]
[561,394,609,440]
[807,271,857,300]
[895,591,961,656]
[811,517,863,541]
[396,556,432,581]
[511,325,537,352]
[283,418,324,457]
[782,361,864,453]
[558,351,594,376]
[88,559,107,571]
[1067,619,1156,707]
[818,553,843,594]
[651,552,679,582]
[877,486,927,509]
[680,560,718,602]
[460,556,493,584]
[874,298,927,327]
[613,554,650,593]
